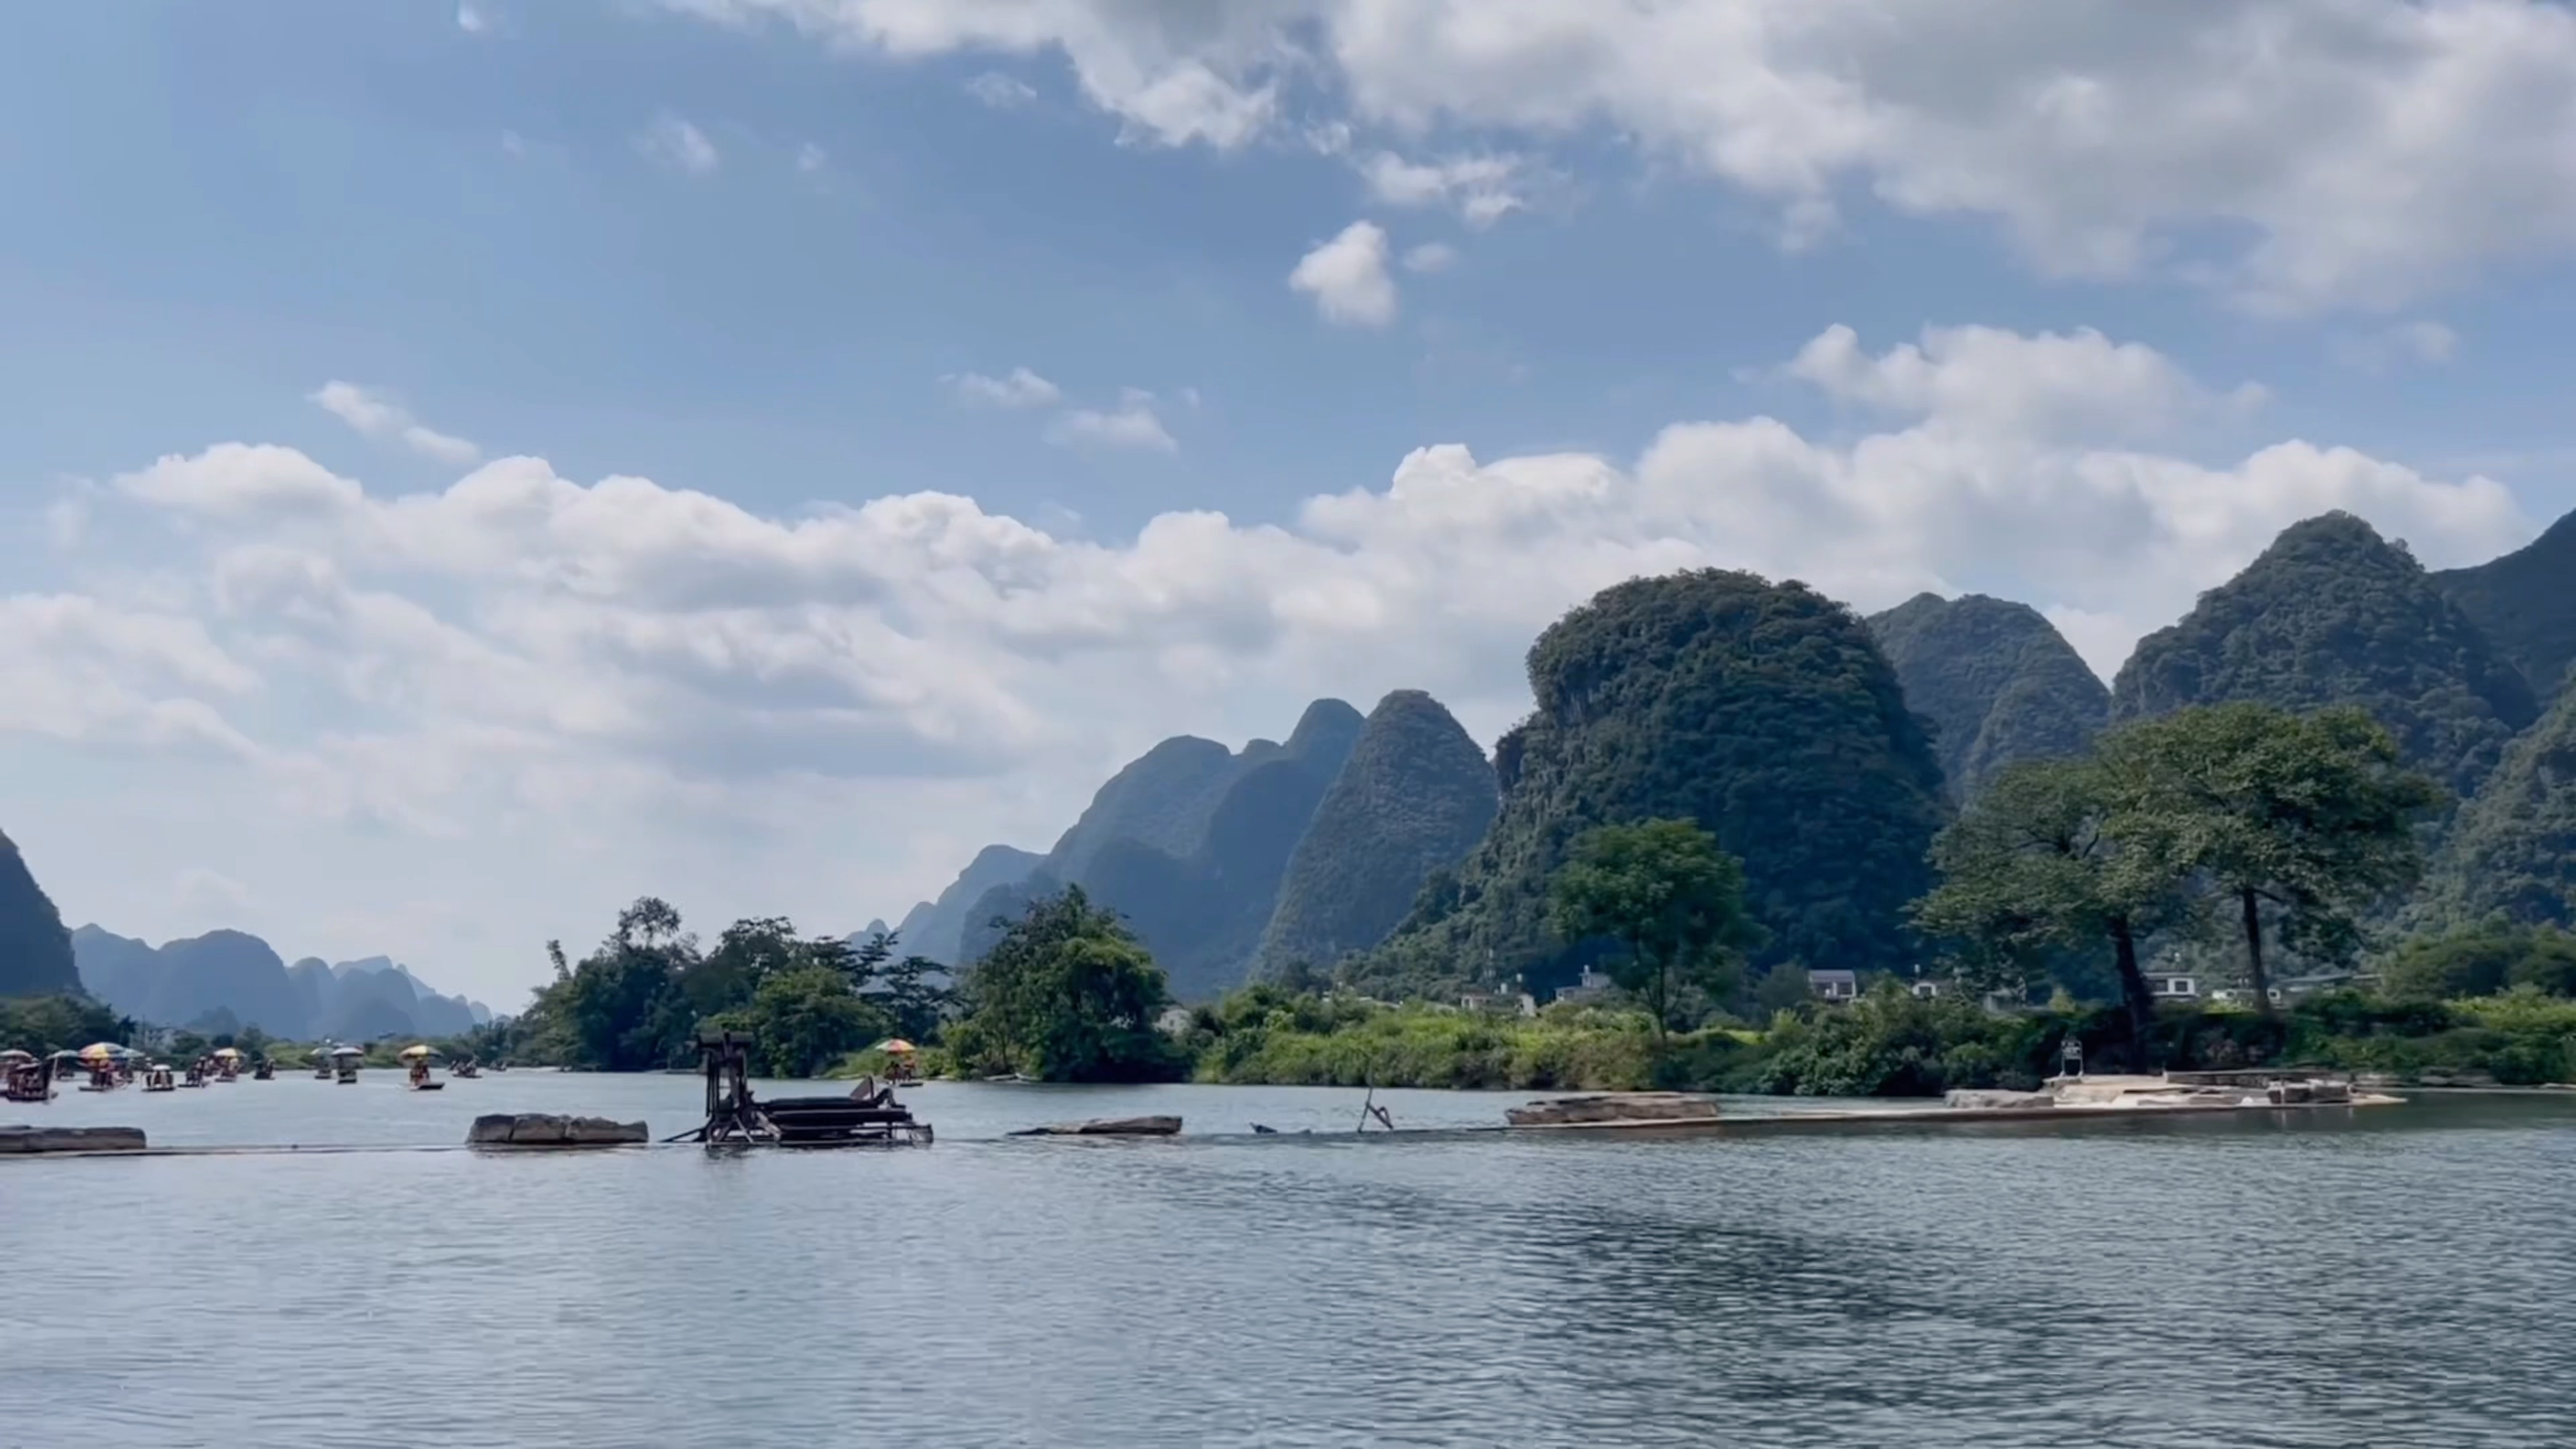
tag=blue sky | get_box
[5,0,2574,1006]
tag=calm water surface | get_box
[7,1075,2575,1448]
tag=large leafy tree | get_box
[949,887,1186,1082]
[2101,704,2440,1014]
[709,965,890,1079]
[1913,757,2181,1053]
[1549,818,1764,1046]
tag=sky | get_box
[5,0,2576,1009]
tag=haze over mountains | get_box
[8,503,2576,1014]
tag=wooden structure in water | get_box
[669,1028,932,1149]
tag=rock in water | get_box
[1008,1116,1183,1137]
[1942,1089,2059,1110]
[1504,1093,1721,1127]
[467,1113,647,1147]
[0,1124,148,1153]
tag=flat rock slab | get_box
[0,1124,148,1154]
[1506,1092,1723,1128]
[1944,1089,2059,1111]
[1010,1116,1182,1137]
[468,1113,648,1148]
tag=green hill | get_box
[0,828,78,998]
[1255,690,1499,977]
[2433,507,2576,704]
[2112,512,2537,798]
[1076,700,1365,1000]
[1866,593,2109,799]
[1350,570,1949,999]
[2424,684,2576,928]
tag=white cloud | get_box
[1290,221,1397,327]
[1360,152,1527,227]
[455,2,490,36]
[307,382,483,466]
[1044,388,1178,453]
[947,367,1063,409]
[657,0,2576,313]
[966,70,1037,109]
[1401,241,1456,274]
[23,323,2538,998]
[796,141,830,173]
[637,113,721,176]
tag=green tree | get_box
[2379,922,2576,1000]
[1913,756,2182,1053]
[1548,818,1764,1047]
[519,896,700,1070]
[2105,704,2441,1014]
[710,965,890,1079]
[0,993,127,1057]
[948,887,1187,1082]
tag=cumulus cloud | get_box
[1290,221,1397,327]
[22,322,2539,996]
[1360,152,1528,227]
[455,2,490,35]
[308,382,482,466]
[637,112,721,176]
[1044,389,1178,453]
[658,0,2576,313]
[946,367,1063,409]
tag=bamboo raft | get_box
[665,1029,934,1149]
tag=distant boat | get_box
[143,1064,176,1093]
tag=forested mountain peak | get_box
[1866,592,2109,799]
[1352,568,1949,1000]
[1257,690,1500,977]
[2434,506,2576,704]
[2111,511,2537,798]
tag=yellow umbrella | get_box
[874,1038,917,1055]
[77,1042,118,1062]
[398,1044,435,1060]
[211,1047,242,1059]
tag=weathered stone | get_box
[467,1113,646,1148]
[1943,1089,2058,1111]
[1009,1115,1182,1137]
[1505,1092,1722,1127]
[0,1124,147,1154]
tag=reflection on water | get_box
[7,1079,2575,1447]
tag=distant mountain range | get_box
[66,924,492,1040]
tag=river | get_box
[7,1075,2575,1447]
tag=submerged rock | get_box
[1505,1093,1722,1127]
[0,1124,147,1154]
[1009,1116,1182,1137]
[467,1113,647,1147]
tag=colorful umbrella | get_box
[398,1044,435,1060]
[77,1042,118,1061]
[873,1038,917,1055]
